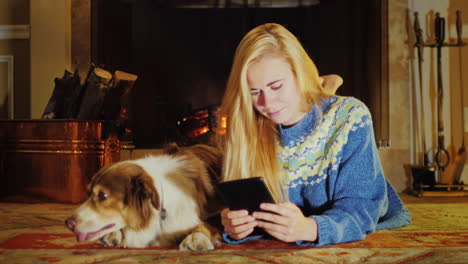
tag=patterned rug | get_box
[1,195,467,264]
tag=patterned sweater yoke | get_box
[278,96,373,189]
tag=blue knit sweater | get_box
[223,96,411,246]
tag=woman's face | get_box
[247,55,306,126]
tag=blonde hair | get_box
[218,23,328,202]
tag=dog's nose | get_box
[65,216,77,232]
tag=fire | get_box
[217,116,227,136]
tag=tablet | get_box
[217,177,276,214]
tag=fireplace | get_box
[91,0,388,147]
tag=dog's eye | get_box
[97,191,108,201]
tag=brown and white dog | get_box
[65,144,224,250]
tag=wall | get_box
[0,0,30,118]
[30,0,72,119]
[71,0,91,79]
[379,0,411,192]
[29,0,91,119]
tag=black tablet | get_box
[217,177,276,214]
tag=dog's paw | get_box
[179,232,215,251]
[99,231,125,248]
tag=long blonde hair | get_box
[218,23,327,202]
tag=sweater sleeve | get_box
[222,231,265,244]
[297,104,387,247]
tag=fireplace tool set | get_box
[411,10,467,196]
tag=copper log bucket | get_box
[0,120,120,203]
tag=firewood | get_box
[63,70,84,118]
[76,67,113,120]
[101,71,138,120]
[42,70,81,119]
[101,70,138,141]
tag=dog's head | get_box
[65,162,161,243]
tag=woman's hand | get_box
[221,208,258,240]
[253,202,318,243]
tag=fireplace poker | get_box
[434,13,450,173]
[411,12,436,190]
[414,12,432,167]
[453,10,467,184]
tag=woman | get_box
[218,23,411,246]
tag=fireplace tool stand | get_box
[411,11,468,197]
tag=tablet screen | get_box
[217,177,276,214]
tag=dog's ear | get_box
[125,173,161,225]
[162,142,181,155]
[126,174,160,208]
